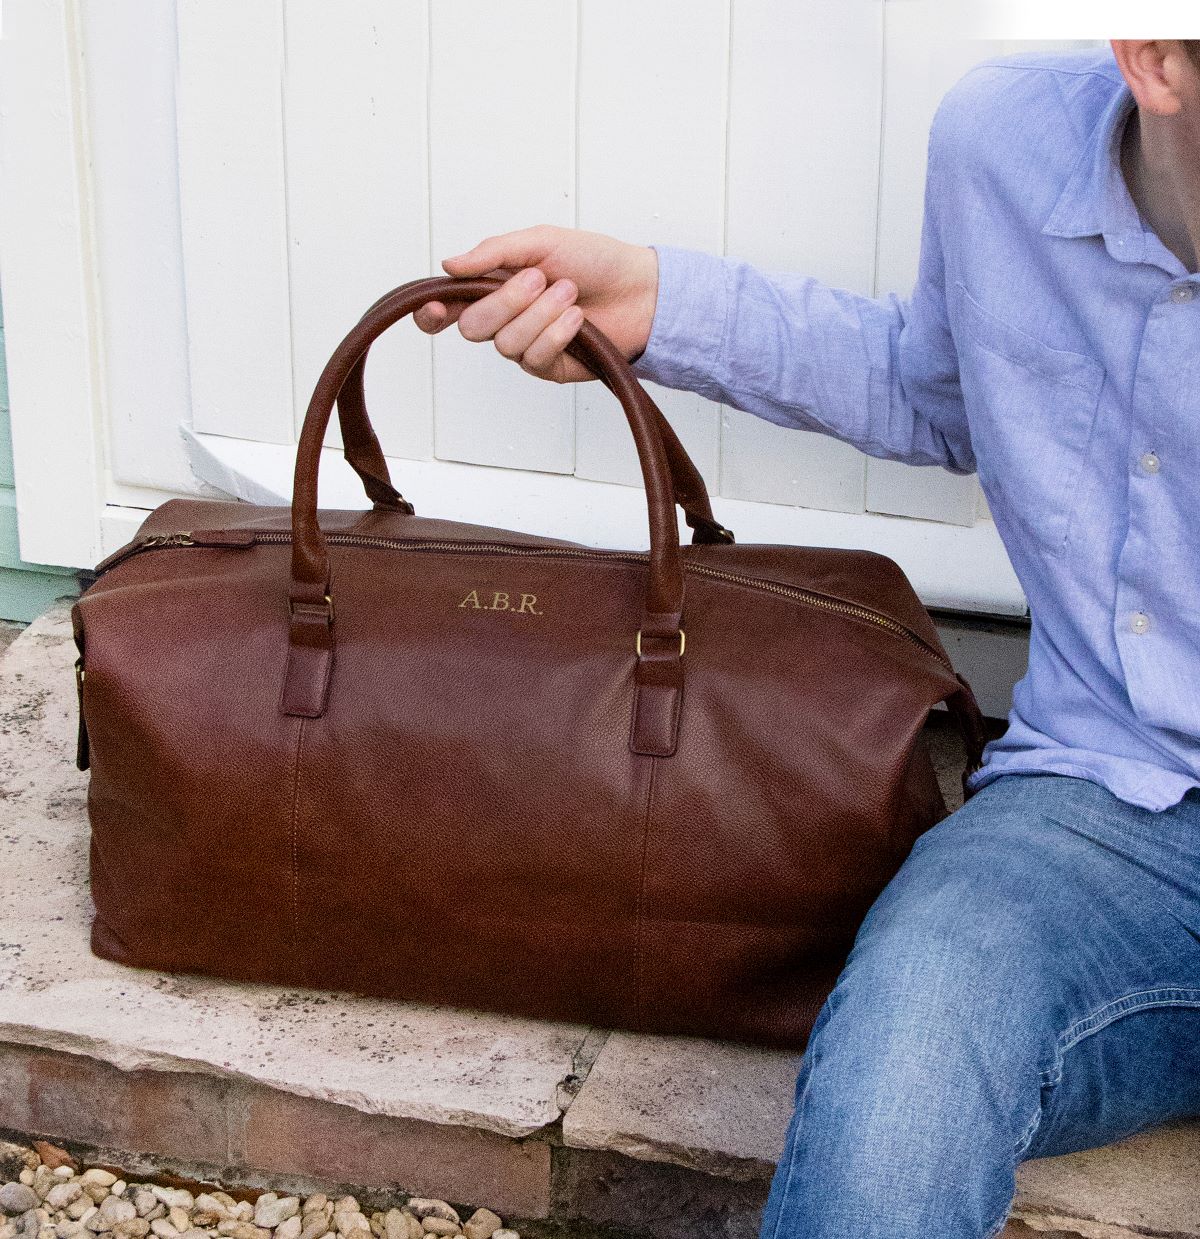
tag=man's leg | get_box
[758,773,1200,1239]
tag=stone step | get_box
[1,605,1196,1238]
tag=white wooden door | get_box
[0,0,1099,617]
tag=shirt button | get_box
[1139,451,1161,474]
[1171,284,1196,303]
[1129,611,1152,635]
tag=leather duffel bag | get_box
[71,275,986,1049]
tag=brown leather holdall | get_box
[72,275,986,1049]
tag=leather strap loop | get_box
[331,360,414,515]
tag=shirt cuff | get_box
[628,244,731,393]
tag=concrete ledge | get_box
[561,1034,798,1182]
[2,606,1197,1238]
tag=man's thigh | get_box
[850,771,1200,1155]
[760,774,1200,1239]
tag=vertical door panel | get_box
[81,0,194,493]
[0,0,104,567]
[574,0,727,495]
[284,0,434,464]
[428,0,577,474]
[177,0,294,444]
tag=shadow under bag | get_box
[71,276,987,1049]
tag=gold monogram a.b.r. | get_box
[458,589,542,615]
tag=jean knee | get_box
[813,868,1056,1124]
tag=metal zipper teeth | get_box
[98,529,950,669]
[252,530,950,669]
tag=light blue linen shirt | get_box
[629,49,1200,812]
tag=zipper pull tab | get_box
[143,531,195,548]
[93,527,255,575]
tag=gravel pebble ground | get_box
[0,1142,520,1239]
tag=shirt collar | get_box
[1042,77,1148,263]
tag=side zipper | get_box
[92,528,254,575]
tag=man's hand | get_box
[414,225,659,384]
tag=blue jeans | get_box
[759,772,1200,1239]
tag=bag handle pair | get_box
[334,282,735,548]
[282,275,700,757]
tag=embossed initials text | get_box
[459,589,542,615]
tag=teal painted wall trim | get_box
[0,307,81,622]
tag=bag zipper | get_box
[92,528,952,669]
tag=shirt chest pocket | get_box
[953,282,1106,560]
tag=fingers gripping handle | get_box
[282,276,688,755]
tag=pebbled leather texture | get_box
[71,278,986,1049]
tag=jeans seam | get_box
[1056,987,1200,1056]
[1013,1104,1045,1159]
[764,1065,816,1239]
[764,1000,836,1239]
[1014,987,1200,1162]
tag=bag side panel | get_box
[79,549,307,983]
[634,582,954,1047]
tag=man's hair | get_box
[1184,39,1200,65]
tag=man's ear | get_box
[1112,40,1187,117]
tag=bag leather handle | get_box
[283,275,690,757]
[333,288,735,546]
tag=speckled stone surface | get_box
[561,1032,801,1181]
[1012,1120,1200,1237]
[0,605,589,1139]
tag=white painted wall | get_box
[0,0,1099,615]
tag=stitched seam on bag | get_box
[634,757,658,1029]
[627,684,643,752]
[288,717,307,987]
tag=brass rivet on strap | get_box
[635,629,685,658]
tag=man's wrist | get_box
[625,245,659,364]
[629,244,731,392]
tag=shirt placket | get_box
[1113,273,1198,728]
